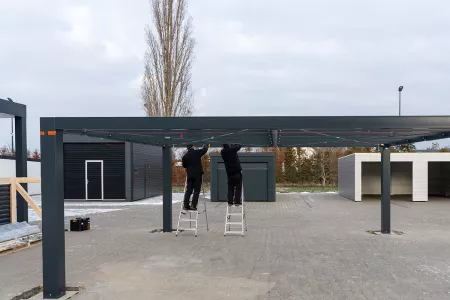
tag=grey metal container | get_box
[210,152,276,202]
[63,134,163,201]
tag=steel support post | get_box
[15,116,28,222]
[162,146,173,232]
[41,128,66,299]
[381,145,391,234]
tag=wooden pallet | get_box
[0,233,42,255]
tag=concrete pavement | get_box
[2,193,450,299]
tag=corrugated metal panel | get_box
[0,184,10,225]
[338,155,356,201]
[63,143,125,200]
[131,143,163,200]
[124,142,133,201]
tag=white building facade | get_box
[338,153,450,202]
[0,157,41,195]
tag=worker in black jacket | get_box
[220,144,242,206]
[182,144,209,210]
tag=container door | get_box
[218,163,228,201]
[85,160,103,200]
[217,162,268,201]
[242,163,268,201]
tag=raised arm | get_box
[231,144,242,152]
[197,144,209,156]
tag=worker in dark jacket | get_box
[220,144,242,206]
[182,144,209,210]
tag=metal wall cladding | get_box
[0,184,10,225]
[338,155,356,201]
[63,143,126,200]
[131,143,163,200]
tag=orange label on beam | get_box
[40,131,45,136]
[48,131,57,136]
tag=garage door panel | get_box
[217,162,268,201]
[242,168,268,201]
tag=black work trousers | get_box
[227,172,242,205]
[184,175,202,208]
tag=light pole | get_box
[7,98,14,152]
[398,86,403,116]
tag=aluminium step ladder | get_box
[176,178,209,237]
[224,174,248,236]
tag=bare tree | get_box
[312,148,342,186]
[141,0,195,116]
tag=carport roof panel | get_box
[0,98,26,117]
[40,116,450,147]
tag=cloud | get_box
[60,5,94,47]
[1,0,450,149]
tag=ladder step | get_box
[226,222,243,225]
[225,231,243,234]
[227,213,243,216]
[179,219,197,222]
[177,228,197,231]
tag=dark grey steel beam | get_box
[390,131,450,146]
[65,129,450,148]
[76,130,447,148]
[50,116,450,131]
[72,132,271,148]
[162,146,172,232]
[15,116,28,222]
[381,145,391,234]
[271,130,278,147]
[0,97,26,117]
[281,143,375,148]
[41,122,66,298]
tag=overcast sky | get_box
[1,0,450,150]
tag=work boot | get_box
[183,204,191,211]
[191,206,198,211]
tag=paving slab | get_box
[2,194,450,299]
[28,291,78,300]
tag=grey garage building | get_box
[338,153,450,202]
[210,152,276,202]
[63,135,163,201]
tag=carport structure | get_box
[40,116,450,298]
[0,98,28,222]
